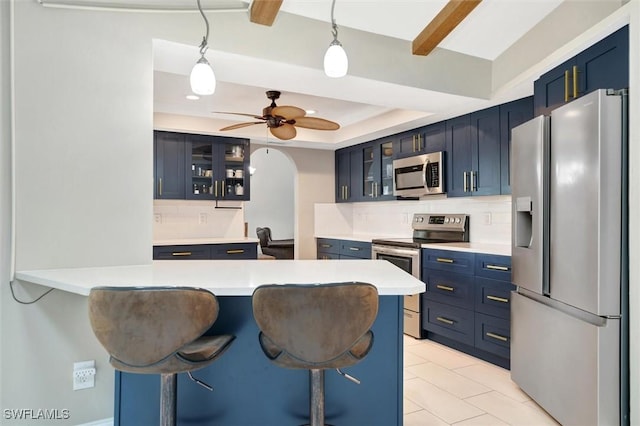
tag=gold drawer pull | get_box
[486,332,508,342]
[486,264,509,271]
[436,284,455,292]
[226,249,245,254]
[348,247,361,251]
[487,295,509,304]
[320,244,331,248]
[436,257,454,264]
[172,251,192,256]
[564,69,570,102]
[436,316,454,325]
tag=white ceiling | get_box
[51,0,568,148]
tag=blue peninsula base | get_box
[114,295,404,425]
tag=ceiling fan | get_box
[216,91,340,140]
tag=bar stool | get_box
[88,286,234,426]
[252,282,378,426]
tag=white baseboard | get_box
[76,418,113,426]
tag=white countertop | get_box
[316,235,510,256]
[16,259,425,297]
[154,237,259,246]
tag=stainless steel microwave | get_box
[393,152,445,197]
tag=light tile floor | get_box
[403,336,560,426]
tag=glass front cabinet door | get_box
[362,140,394,201]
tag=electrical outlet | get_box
[483,213,492,225]
[199,213,207,224]
[73,360,96,390]
[154,213,162,224]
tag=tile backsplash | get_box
[315,195,511,244]
[153,200,246,240]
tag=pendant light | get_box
[324,0,348,78]
[190,0,216,95]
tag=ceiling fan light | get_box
[190,56,216,95]
[324,40,348,78]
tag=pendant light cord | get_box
[197,0,210,56]
[330,0,338,41]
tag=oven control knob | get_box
[416,216,423,222]
[444,217,450,223]
[455,217,461,224]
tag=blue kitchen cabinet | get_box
[394,122,446,160]
[499,97,534,195]
[534,25,628,116]
[447,107,502,197]
[445,114,472,197]
[153,131,249,201]
[186,134,250,201]
[316,238,371,259]
[153,243,258,260]
[335,147,362,202]
[422,249,513,368]
[154,131,186,199]
[361,139,395,201]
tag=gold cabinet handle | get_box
[222,181,225,198]
[436,257,454,264]
[214,181,218,197]
[436,316,454,325]
[564,69,570,102]
[320,244,331,248]
[436,284,455,292]
[172,251,192,256]
[486,332,508,342]
[572,65,578,99]
[471,171,477,191]
[463,171,468,192]
[412,135,416,152]
[486,295,509,304]
[226,249,245,254]
[348,247,361,251]
[418,134,422,151]
[486,264,509,271]
[158,178,163,196]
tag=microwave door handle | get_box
[423,159,431,189]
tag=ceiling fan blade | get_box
[220,122,264,131]
[293,116,340,131]
[213,111,264,120]
[270,123,296,140]
[271,105,306,120]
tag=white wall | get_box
[315,196,511,244]
[244,147,295,240]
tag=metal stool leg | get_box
[309,369,324,426]
[160,373,177,426]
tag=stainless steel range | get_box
[371,213,469,338]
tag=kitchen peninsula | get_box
[16,259,424,425]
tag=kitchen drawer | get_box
[475,312,510,359]
[475,277,515,319]
[316,238,341,256]
[475,254,512,281]
[153,245,211,260]
[422,249,474,275]
[423,300,474,346]
[423,269,474,309]
[317,251,339,260]
[340,240,371,259]
[212,243,257,259]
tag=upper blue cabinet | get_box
[534,25,628,116]
[499,97,534,195]
[153,131,250,201]
[394,122,446,160]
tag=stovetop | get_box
[372,213,469,248]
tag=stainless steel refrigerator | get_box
[510,88,629,426]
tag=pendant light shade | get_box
[191,0,216,95]
[190,56,216,95]
[324,40,348,78]
[324,0,347,78]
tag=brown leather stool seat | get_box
[88,286,234,426]
[252,282,379,426]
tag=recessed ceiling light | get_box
[186,94,200,100]
[306,109,316,115]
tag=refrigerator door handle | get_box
[515,196,534,248]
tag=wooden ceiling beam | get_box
[412,0,482,56]
[249,0,283,26]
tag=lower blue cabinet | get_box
[153,243,257,260]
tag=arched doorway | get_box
[245,147,296,256]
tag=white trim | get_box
[75,418,113,426]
